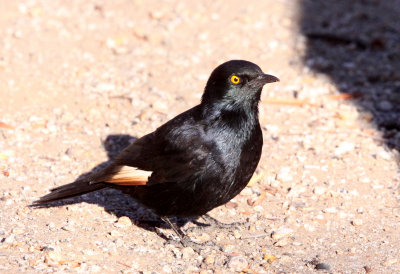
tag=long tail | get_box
[33,164,152,205]
[33,180,108,204]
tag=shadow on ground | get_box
[299,0,400,157]
[33,134,194,235]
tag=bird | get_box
[33,60,279,247]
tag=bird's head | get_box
[201,60,279,108]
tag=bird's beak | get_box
[249,74,279,89]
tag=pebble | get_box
[377,100,393,111]
[263,254,277,264]
[152,101,168,110]
[222,244,236,253]
[378,150,392,160]
[240,188,253,196]
[162,265,173,273]
[351,219,363,226]
[315,262,331,270]
[113,238,124,247]
[110,230,123,237]
[227,256,248,271]
[313,186,326,195]
[364,266,372,273]
[382,258,398,266]
[43,247,62,263]
[323,207,338,213]
[271,227,294,240]
[2,234,15,244]
[47,222,56,230]
[205,255,215,265]
[181,247,195,260]
[334,142,355,156]
[88,265,102,272]
[277,167,293,182]
[274,238,289,247]
[11,228,24,235]
[61,221,75,232]
[233,230,241,239]
[115,216,132,228]
[194,232,211,242]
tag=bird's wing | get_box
[91,133,155,186]
[93,120,216,186]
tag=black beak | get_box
[249,74,279,89]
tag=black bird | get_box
[34,60,279,247]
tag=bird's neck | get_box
[200,98,260,132]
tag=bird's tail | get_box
[32,180,107,205]
[32,164,152,205]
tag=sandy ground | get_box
[1,0,400,273]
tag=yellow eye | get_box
[230,75,241,85]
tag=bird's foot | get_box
[157,216,220,253]
[185,214,248,233]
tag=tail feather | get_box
[33,180,107,204]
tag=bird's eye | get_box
[230,75,241,85]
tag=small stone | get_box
[223,244,236,253]
[205,255,215,265]
[61,223,75,232]
[304,224,316,232]
[271,227,294,240]
[149,11,165,20]
[313,187,326,195]
[225,202,238,209]
[195,232,211,242]
[115,216,132,227]
[43,247,62,263]
[274,238,289,247]
[378,100,393,111]
[263,254,277,264]
[82,249,95,256]
[181,247,195,259]
[227,256,248,271]
[47,222,55,230]
[152,101,168,111]
[89,265,102,272]
[277,167,293,182]
[382,258,398,266]
[315,263,331,270]
[240,188,253,196]
[364,266,372,273]
[162,265,173,273]
[233,230,241,239]
[2,234,15,244]
[323,207,338,213]
[11,228,24,235]
[334,142,354,156]
[378,150,391,160]
[351,219,363,226]
[110,230,123,237]
[113,238,124,247]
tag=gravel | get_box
[1,0,400,273]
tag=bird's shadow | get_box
[35,134,198,234]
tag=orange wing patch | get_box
[103,166,152,186]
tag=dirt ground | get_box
[1,0,400,273]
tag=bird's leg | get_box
[161,216,187,241]
[186,214,247,233]
[159,216,216,252]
